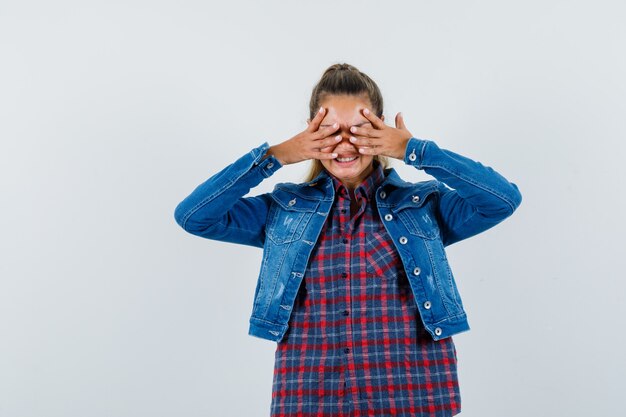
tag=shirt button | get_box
[379,191,386,199]
[434,327,442,336]
[344,347,350,353]
[340,208,347,214]
[267,162,274,169]
[412,195,420,203]
[399,236,408,245]
[342,310,349,316]
[413,267,421,275]
[342,238,349,244]
[341,272,348,278]
[384,213,393,221]
[423,301,432,309]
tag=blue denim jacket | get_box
[174,138,522,342]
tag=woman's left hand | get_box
[348,108,414,160]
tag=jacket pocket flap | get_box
[391,187,438,212]
[271,188,320,212]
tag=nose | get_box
[335,124,353,140]
[331,125,359,151]
[334,132,353,147]
[339,122,354,132]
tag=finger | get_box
[306,107,326,132]
[349,125,382,138]
[395,112,407,130]
[315,134,343,148]
[313,122,340,139]
[318,143,338,155]
[357,146,381,156]
[361,108,386,129]
[312,151,338,160]
[349,135,379,147]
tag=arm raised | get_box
[404,138,522,246]
[173,142,282,248]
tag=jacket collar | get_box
[381,167,411,189]
[279,162,437,204]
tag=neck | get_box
[342,163,375,191]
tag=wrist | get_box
[392,136,412,160]
[265,145,286,165]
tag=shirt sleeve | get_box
[173,142,283,248]
[403,137,522,246]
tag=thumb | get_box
[395,112,407,130]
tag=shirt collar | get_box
[329,160,385,201]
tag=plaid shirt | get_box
[270,162,461,417]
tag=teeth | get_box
[336,156,357,162]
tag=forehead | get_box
[319,95,372,126]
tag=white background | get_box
[1,1,625,416]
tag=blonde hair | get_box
[304,63,390,182]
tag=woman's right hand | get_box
[264,107,342,165]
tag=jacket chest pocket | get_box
[393,196,440,240]
[266,190,320,245]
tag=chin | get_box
[322,154,374,185]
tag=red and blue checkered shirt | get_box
[270,162,461,417]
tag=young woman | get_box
[174,63,522,416]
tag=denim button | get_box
[399,236,408,244]
[413,267,421,275]
[412,195,420,203]
[408,151,417,161]
[267,162,274,169]
[384,213,393,221]
[288,198,296,206]
[379,191,386,199]
[434,327,442,336]
[423,301,432,309]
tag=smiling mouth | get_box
[336,156,358,162]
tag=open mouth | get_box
[336,156,358,163]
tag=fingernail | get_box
[364,108,370,115]
[350,137,356,142]
[319,107,324,113]
[335,135,341,141]
[331,153,338,157]
[350,126,356,133]
[333,122,338,128]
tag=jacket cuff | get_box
[251,142,283,177]
[403,137,430,169]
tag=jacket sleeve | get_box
[173,142,283,248]
[403,137,522,247]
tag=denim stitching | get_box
[420,162,517,213]
[180,159,265,228]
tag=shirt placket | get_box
[336,186,367,407]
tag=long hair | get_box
[304,63,390,182]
